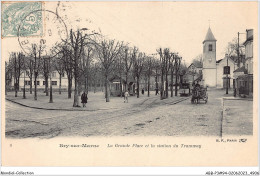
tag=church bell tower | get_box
[202,27,217,87]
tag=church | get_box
[202,27,238,88]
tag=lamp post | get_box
[226,54,229,94]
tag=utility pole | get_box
[226,55,229,94]
[237,32,240,67]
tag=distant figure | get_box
[155,88,159,95]
[81,92,88,107]
[194,81,200,89]
[124,91,129,103]
[142,88,144,95]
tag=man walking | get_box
[81,91,88,107]
[124,90,129,103]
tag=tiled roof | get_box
[234,66,248,73]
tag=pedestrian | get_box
[155,88,159,95]
[81,91,88,107]
[142,88,144,95]
[124,90,129,103]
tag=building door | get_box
[223,78,230,89]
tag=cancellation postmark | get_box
[1,1,43,37]
[17,9,68,56]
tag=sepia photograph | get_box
[1,0,258,171]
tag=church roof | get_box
[203,27,216,43]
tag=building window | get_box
[209,44,213,51]
[34,81,40,85]
[43,81,45,85]
[26,71,30,76]
[25,81,31,85]
[52,81,57,85]
[62,73,65,77]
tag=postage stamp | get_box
[1,1,43,37]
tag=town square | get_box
[2,2,255,138]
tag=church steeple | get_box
[202,27,217,87]
[203,27,217,43]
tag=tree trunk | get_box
[30,76,32,94]
[45,76,49,96]
[105,75,110,102]
[67,76,72,99]
[94,79,96,93]
[59,74,62,94]
[165,74,168,98]
[125,74,128,91]
[120,76,122,97]
[86,77,89,94]
[147,75,150,97]
[84,77,87,92]
[160,70,164,100]
[49,76,53,103]
[170,70,174,97]
[73,77,79,107]
[175,73,178,96]
[14,81,18,97]
[34,75,37,100]
[136,77,140,98]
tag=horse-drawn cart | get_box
[191,86,208,104]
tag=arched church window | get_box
[209,44,213,51]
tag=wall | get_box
[216,57,237,88]
[202,68,216,87]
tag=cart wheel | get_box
[205,96,208,104]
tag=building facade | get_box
[216,54,238,88]
[233,29,253,97]
[10,70,71,92]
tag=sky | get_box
[1,1,258,65]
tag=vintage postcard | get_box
[1,1,259,169]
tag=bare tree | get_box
[30,43,44,100]
[61,29,95,106]
[24,57,34,94]
[192,54,203,68]
[53,55,65,94]
[61,46,73,99]
[5,59,13,95]
[170,53,176,97]
[174,55,182,96]
[11,52,24,97]
[81,46,94,94]
[42,56,50,96]
[145,57,154,97]
[90,62,101,93]
[95,39,124,102]
[163,49,171,98]
[133,51,145,98]
[225,38,245,66]
[157,48,166,100]
[122,46,134,92]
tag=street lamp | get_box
[226,54,229,94]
